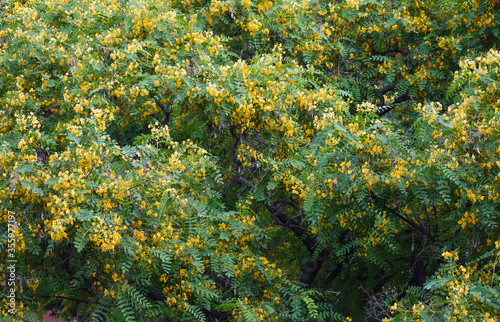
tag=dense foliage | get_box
[1,0,500,321]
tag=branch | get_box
[299,243,332,286]
[221,175,256,202]
[273,198,302,212]
[252,130,264,150]
[150,113,165,125]
[154,101,172,126]
[265,201,316,253]
[155,100,169,113]
[324,262,344,287]
[376,81,397,108]
[229,125,242,167]
[59,244,77,278]
[383,205,434,240]
[220,136,345,286]
[375,91,410,117]
[324,231,350,287]
[265,198,337,286]
[359,285,392,321]
[372,48,408,57]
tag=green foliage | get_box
[392,248,500,321]
[1,0,500,321]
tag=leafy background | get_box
[1,0,500,321]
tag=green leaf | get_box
[68,133,81,144]
[14,164,33,173]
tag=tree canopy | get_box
[1,0,500,321]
